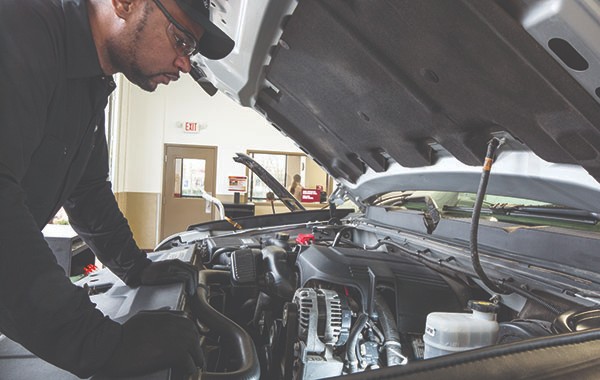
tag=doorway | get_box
[161,144,217,240]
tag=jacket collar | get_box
[62,0,104,79]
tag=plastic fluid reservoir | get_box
[423,300,499,359]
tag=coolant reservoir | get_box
[423,300,499,359]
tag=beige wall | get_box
[113,75,302,195]
[305,158,328,190]
[286,155,302,188]
[112,75,319,248]
[115,192,160,250]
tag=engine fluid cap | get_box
[468,300,500,313]
[296,233,315,245]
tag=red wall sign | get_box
[301,188,321,203]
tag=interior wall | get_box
[112,75,303,247]
[114,192,159,250]
[115,75,301,195]
[305,157,328,190]
[286,155,302,190]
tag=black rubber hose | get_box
[210,246,237,265]
[191,270,260,380]
[261,246,296,299]
[375,294,404,366]
[470,138,510,295]
[346,313,369,373]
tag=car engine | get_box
[154,212,599,380]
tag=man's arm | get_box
[0,181,203,378]
[63,123,199,295]
[63,121,152,285]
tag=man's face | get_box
[108,0,205,92]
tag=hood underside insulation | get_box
[256,0,600,184]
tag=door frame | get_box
[160,144,218,240]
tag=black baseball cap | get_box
[175,0,235,60]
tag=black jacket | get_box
[0,0,151,376]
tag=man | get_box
[0,0,234,377]
[290,174,304,201]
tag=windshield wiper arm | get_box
[443,205,599,225]
[490,205,600,225]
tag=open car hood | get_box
[194,0,600,209]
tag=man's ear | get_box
[111,0,138,20]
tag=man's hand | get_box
[139,259,199,295]
[100,311,203,377]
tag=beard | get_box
[109,51,158,92]
[106,4,160,92]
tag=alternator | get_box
[292,288,351,379]
[295,288,349,347]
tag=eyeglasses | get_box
[151,0,199,56]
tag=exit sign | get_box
[184,122,199,133]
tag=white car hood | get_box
[193,0,600,210]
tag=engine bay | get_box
[154,210,600,380]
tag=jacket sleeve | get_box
[63,121,152,286]
[0,176,123,378]
[0,1,122,377]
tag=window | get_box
[247,150,331,202]
[174,158,206,197]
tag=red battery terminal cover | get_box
[84,264,98,275]
[295,233,315,245]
